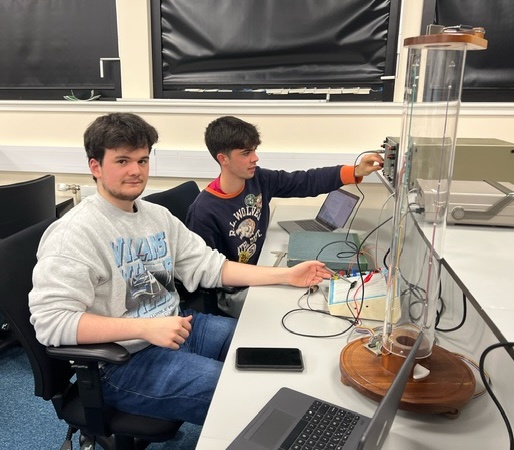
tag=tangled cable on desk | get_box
[280,286,355,338]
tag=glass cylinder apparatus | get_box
[382,31,487,360]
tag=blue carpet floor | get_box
[0,345,201,450]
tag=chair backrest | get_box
[0,175,56,239]
[143,181,200,224]
[0,217,73,400]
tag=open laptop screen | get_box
[317,189,360,229]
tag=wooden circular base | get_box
[340,337,476,417]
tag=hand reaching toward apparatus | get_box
[354,153,384,178]
[221,260,332,289]
[285,260,333,287]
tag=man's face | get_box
[90,146,150,210]
[220,147,259,180]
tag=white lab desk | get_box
[377,171,514,343]
[196,204,512,450]
[442,224,514,342]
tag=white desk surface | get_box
[442,225,514,342]
[377,170,514,342]
[197,204,511,450]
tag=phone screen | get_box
[236,347,304,371]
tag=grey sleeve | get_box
[29,253,95,347]
[172,220,227,292]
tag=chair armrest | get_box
[47,343,131,436]
[46,342,130,365]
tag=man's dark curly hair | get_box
[204,116,261,162]
[84,112,158,163]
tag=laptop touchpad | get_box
[244,408,295,447]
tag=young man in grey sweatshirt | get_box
[28,112,331,425]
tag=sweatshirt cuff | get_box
[341,165,363,185]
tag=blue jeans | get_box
[100,310,236,425]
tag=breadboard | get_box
[328,272,399,321]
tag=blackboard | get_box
[0,0,120,100]
[151,0,401,101]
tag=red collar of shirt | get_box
[209,176,225,194]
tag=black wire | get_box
[345,149,384,242]
[343,283,358,320]
[357,217,393,251]
[312,215,392,322]
[281,287,357,338]
[434,279,445,328]
[479,342,514,450]
[391,210,441,326]
[436,292,467,332]
[284,151,389,337]
[316,149,392,275]
[281,308,355,338]
[383,247,390,270]
[405,283,427,322]
[435,296,445,328]
[315,239,359,262]
[350,150,392,320]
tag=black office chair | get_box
[0,174,57,352]
[0,174,56,238]
[143,181,224,315]
[0,218,183,450]
[142,180,200,224]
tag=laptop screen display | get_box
[317,189,360,229]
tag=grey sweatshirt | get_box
[29,193,226,353]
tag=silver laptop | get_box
[227,332,423,450]
[278,189,360,234]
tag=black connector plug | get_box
[307,285,319,294]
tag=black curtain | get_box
[430,0,514,101]
[0,0,119,100]
[152,0,400,100]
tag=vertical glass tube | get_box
[382,42,469,359]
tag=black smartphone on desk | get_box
[236,347,304,371]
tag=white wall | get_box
[1,0,513,199]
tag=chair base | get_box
[0,325,19,353]
[77,431,153,450]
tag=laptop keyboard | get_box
[280,399,361,450]
[295,220,329,232]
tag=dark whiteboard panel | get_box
[0,0,120,100]
[152,0,401,101]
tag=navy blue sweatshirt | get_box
[186,166,359,265]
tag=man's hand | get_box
[354,153,384,178]
[140,315,193,349]
[286,261,332,287]
[77,313,194,349]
